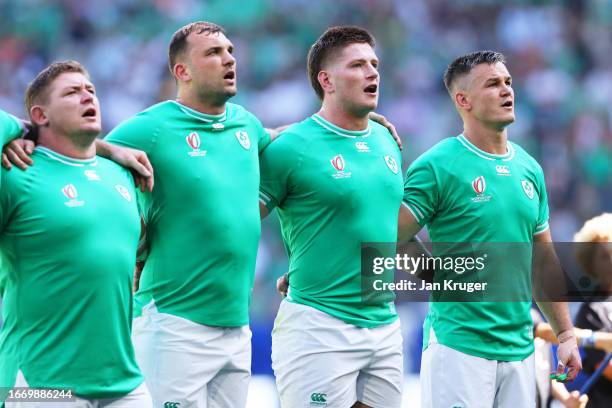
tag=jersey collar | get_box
[457,134,515,161]
[171,100,227,123]
[311,114,371,138]
[36,146,98,167]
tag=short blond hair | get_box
[574,213,612,275]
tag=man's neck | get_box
[37,129,96,159]
[318,103,369,131]
[463,120,508,155]
[176,91,226,116]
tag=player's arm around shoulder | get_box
[258,125,303,219]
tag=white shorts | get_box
[420,330,535,408]
[132,303,251,408]
[6,371,152,408]
[272,300,403,408]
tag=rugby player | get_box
[401,51,581,407]
[259,26,405,408]
[0,61,151,407]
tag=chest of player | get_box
[441,161,541,227]
[292,137,403,207]
[154,123,260,191]
[14,164,139,240]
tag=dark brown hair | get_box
[24,60,89,119]
[168,21,226,74]
[443,51,506,94]
[307,26,375,100]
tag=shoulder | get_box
[263,118,312,154]
[227,103,263,126]
[95,156,135,184]
[411,137,460,168]
[108,101,170,135]
[511,141,543,172]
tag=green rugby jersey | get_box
[0,147,142,399]
[403,134,549,361]
[259,114,404,328]
[105,101,270,327]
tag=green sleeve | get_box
[534,166,550,235]
[104,114,159,155]
[403,155,439,226]
[258,136,294,212]
[0,109,25,147]
[253,116,271,154]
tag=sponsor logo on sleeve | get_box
[521,180,535,199]
[186,132,207,157]
[330,154,351,179]
[235,130,251,150]
[62,184,85,207]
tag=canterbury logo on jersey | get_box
[235,130,251,150]
[355,141,370,152]
[186,131,207,157]
[163,402,180,408]
[330,154,351,179]
[84,169,100,181]
[310,392,328,406]
[496,164,511,176]
[62,184,85,207]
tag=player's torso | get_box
[2,148,140,281]
[283,117,403,242]
[431,138,542,243]
[145,104,262,255]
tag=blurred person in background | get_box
[400,51,581,408]
[259,26,404,408]
[0,61,151,407]
[573,213,612,408]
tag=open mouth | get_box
[224,71,235,80]
[502,100,513,108]
[364,84,377,94]
[82,108,97,118]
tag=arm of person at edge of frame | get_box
[534,229,583,381]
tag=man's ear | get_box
[455,90,471,111]
[173,62,191,83]
[318,70,334,95]
[30,105,49,127]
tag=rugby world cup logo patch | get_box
[472,176,486,194]
[384,155,399,174]
[470,176,491,203]
[521,180,535,199]
[330,154,351,179]
[235,130,251,150]
[62,184,85,207]
[331,154,345,171]
[186,131,207,157]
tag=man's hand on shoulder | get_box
[368,112,402,150]
[2,138,35,170]
[96,140,154,192]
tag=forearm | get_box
[536,301,574,337]
[94,138,118,158]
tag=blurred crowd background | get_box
[1,0,611,396]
